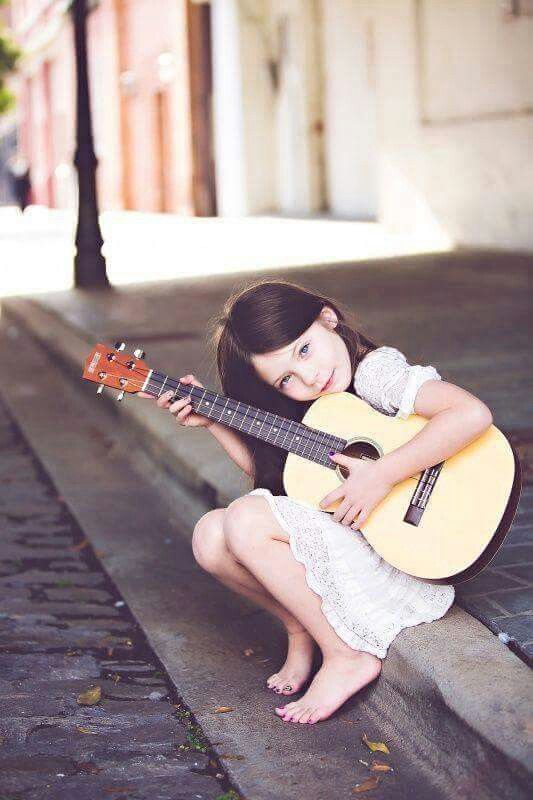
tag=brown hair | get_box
[207,278,378,495]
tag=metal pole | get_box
[71,0,110,288]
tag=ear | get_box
[320,306,338,329]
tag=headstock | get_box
[82,342,152,401]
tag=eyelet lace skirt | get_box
[248,487,455,659]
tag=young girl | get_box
[139,278,493,725]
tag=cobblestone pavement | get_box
[456,479,533,667]
[0,399,240,800]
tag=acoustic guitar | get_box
[83,342,522,585]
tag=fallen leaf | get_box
[219,753,245,760]
[76,726,98,735]
[77,685,102,706]
[352,776,380,793]
[214,706,234,713]
[70,538,89,552]
[370,761,393,772]
[243,648,254,657]
[362,732,390,754]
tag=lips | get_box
[321,370,334,391]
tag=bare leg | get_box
[192,509,315,694]
[223,497,382,724]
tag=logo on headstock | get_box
[88,352,101,374]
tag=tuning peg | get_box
[117,390,125,401]
[96,384,105,395]
[133,348,145,359]
[114,342,126,352]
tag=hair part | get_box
[207,277,379,495]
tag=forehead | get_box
[251,320,322,382]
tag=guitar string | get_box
[94,360,429,486]
[95,367,345,466]
[99,355,343,451]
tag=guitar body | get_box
[284,392,521,584]
[82,342,522,585]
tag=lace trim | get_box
[354,345,441,418]
[249,488,455,659]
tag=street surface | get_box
[0,396,238,800]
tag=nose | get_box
[302,365,322,388]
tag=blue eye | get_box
[280,343,310,388]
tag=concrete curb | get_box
[2,297,532,786]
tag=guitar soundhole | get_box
[337,441,381,480]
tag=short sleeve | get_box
[353,346,441,419]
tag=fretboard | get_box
[142,370,346,469]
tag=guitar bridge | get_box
[403,462,444,527]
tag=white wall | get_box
[211,0,323,216]
[375,0,533,249]
[213,0,533,249]
[321,0,378,219]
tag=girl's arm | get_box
[376,380,493,486]
[322,380,493,528]
[208,422,253,477]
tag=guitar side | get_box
[283,392,521,583]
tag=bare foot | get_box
[274,650,381,723]
[266,630,315,696]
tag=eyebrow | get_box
[272,339,302,387]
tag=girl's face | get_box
[251,306,352,402]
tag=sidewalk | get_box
[1,249,532,794]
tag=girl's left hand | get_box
[319,454,395,529]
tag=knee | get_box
[223,496,268,558]
[191,509,226,573]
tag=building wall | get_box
[325,0,532,249]
[211,0,324,216]
[10,0,199,215]
[213,0,532,249]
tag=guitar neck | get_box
[143,369,344,470]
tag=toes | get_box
[266,673,279,689]
[308,708,322,724]
[293,707,309,723]
[281,684,296,695]
[299,708,313,724]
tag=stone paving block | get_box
[43,586,114,603]
[59,617,133,632]
[457,594,509,620]
[20,772,224,800]
[0,542,78,560]
[0,653,100,681]
[491,613,533,643]
[47,560,90,571]
[0,598,121,617]
[455,569,525,596]
[0,569,105,587]
[486,588,533,616]
[496,565,532,584]
[491,544,533,567]
[507,527,532,545]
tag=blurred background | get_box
[0,0,532,295]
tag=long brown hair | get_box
[207,278,378,495]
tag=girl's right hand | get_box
[137,375,214,429]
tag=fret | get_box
[149,375,345,469]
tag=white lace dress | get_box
[247,346,455,659]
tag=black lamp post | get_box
[71,0,109,288]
